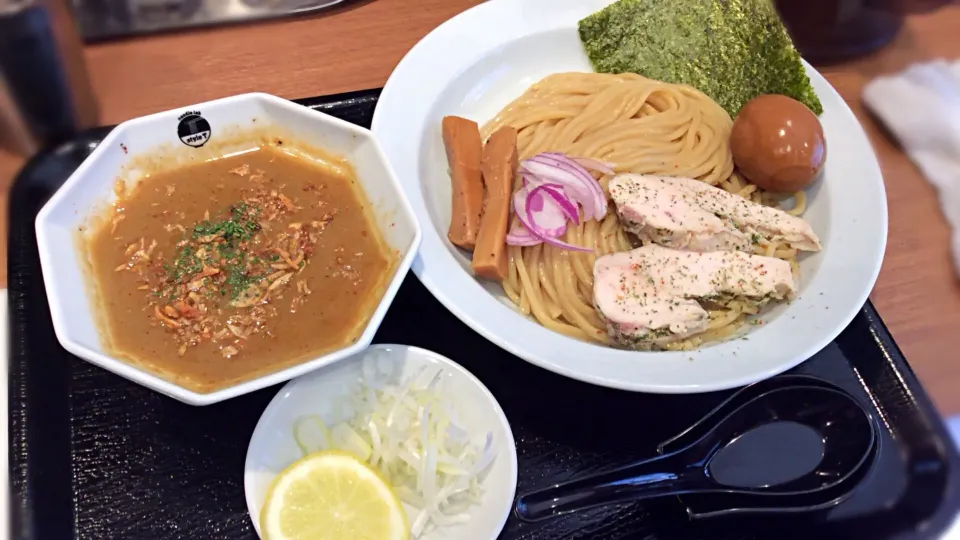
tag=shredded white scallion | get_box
[291,352,497,538]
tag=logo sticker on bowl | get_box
[177,110,211,148]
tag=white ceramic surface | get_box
[244,344,518,540]
[35,93,422,405]
[370,0,888,393]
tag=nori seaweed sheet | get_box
[579,0,823,116]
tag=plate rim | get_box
[371,0,888,393]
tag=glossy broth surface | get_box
[87,145,396,393]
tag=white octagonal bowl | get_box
[35,93,422,406]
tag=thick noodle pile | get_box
[482,72,805,349]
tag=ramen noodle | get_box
[481,73,805,349]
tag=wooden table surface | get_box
[2,0,960,414]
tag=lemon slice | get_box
[260,451,409,540]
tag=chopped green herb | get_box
[166,203,268,300]
[192,203,261,243]
[170,245,202,282]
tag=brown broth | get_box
[86,145,397,393]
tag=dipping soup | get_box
[86,144,397,393]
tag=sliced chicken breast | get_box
[608,175,821,253]
[594,244,796,348]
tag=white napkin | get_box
[863,59,960,275]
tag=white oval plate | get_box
[370,0,887,393]
[244,344,518,540]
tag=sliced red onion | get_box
[509,186,591,252]
[513,186,566,238]
[507,152,610,252]
[505,224,542,246]
[521,160,598,220]
[523,154,608,220]
[536,153,609,218]
[538,184,580,225]
[519,175,583,226]
[522,186,592,253]
[518,169,541,186]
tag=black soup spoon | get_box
[514,381,877,521]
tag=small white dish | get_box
[35,93,422,405]
[244,344,518,540]
[370,0,888,393]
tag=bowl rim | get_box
[370,0,888,394]
[34,92,424,405]
[242,343,520,538]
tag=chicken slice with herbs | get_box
[593,244,796,348]
[608,175,821,253]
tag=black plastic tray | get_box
[9,89,960,540]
